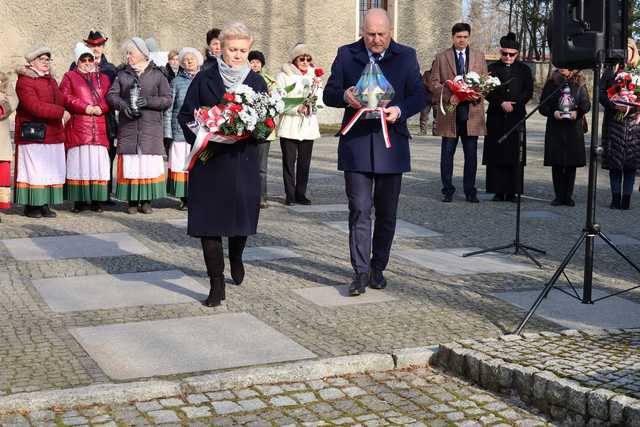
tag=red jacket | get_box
[60,69,111,150]
[14,67,65,146]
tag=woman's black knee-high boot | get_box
[201,237,225,306]
[229,236,247,285]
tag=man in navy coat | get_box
[324,8,428,296]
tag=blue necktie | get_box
[457,51,465,75]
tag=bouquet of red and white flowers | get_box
[283,67,325,114]
[607,67,640,121]
[441,71,501,114]
[185,84,285,170]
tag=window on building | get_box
[359,0,388,26]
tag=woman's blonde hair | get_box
[628,38,639,67]
[168,48,180,60]
[219,22,253,46]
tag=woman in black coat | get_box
[539,69,591,206]
[178,22,267,307]
[599,38,640,210]
[483,33,533,201]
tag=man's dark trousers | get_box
[440,119,478,197]
[345,171,402,274]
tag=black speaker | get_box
[550,0,627,69]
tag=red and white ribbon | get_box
[340,107,391,148]
[185,126,248,171]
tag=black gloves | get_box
[136,97,148,109]
[123,106,136,120]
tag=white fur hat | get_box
[24,44,51,62]
[178,47,203,66]
[74,42,95,64]
[290,43,311,62]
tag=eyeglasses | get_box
[297,55,312,63]
[36,57,52,63]
[79,57,95,63]
[500,51,518,58]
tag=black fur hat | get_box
[500,32,520,50]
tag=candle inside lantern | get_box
[367,91,379,108]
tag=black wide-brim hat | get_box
[84,30,109,46]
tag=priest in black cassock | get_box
[482,33,534,201]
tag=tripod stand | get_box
[515,61,640,334]
[462,83,561,268]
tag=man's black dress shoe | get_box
[349,273,369,296]
[442,194,453,203]
[465,194,480,203]
[295,196,312,205]
[369,269,387,289]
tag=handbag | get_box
[20,122,46,141]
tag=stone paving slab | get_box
[434,330,640,426]
[241,246,303,261]
[1,232,151,261]
[292,285,397,307]
[69,313,316,380]
[396,248,539,276]
[0,367,553,426]
[32,270,205,312]
[324,220,442,238]
[492,288,640,329]
[506,210,563,220]
[308,172,337,180]
[287,203,349,213]
[165,218,187,229]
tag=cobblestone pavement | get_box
[452,329,640,399]
[0,368,554,426]
[0,113,639,399]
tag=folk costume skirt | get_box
[116,153,166,201]
[0,161,11,208]
[15,143,65,206]
[65,145,110,202]
[167,140,189,198]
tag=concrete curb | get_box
[0,348,436,413]
[432,329,640,427]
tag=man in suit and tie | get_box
[431,23,488,203]
[324,8,428,296]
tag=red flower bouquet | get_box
[440,72,501,114]
[608,67,640,121]
[185,84,285,170]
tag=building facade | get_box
[0,0,461,123]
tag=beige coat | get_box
[0,84,16,161]
[276,63,323,141]
[430,47,488,138]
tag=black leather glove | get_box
[123,106,135,120]
[136,97,148,109]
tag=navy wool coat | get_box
[178,66,267,237]
[323,39,428,174]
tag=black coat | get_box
[483,61,533,166]
[599,67,640,170]
[178,66,267,237]
[539,72,591,167]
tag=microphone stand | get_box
[462,81,563,267]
